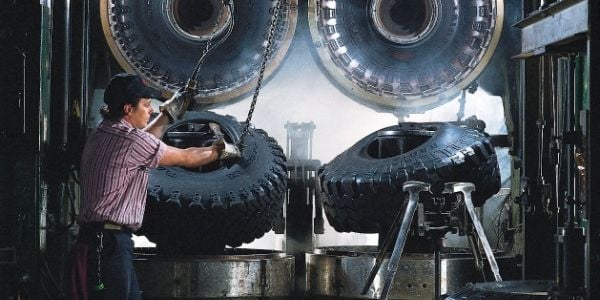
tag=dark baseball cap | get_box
[103,73,164,108]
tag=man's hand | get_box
[208,122,241,161]
[213,138,241,161]
[220,140,241,161]
[212,139,226,153]
[159,89,193,121]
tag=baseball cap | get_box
[103,73,164,108]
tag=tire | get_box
[141,111,287,254]
[318,122,500,234]
[308,0,504,112]
[100,0,297,105]
[477,0,521,98]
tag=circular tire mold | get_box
[141,111,287,254]
[308,0,504,112]
[318,122,500,234]
[100,0,298,105]
[135,249,294,299]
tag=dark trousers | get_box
[71,225,141,300]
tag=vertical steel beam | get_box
[586,0,600,297]
[80,0,90,133]
[61,0,71,147]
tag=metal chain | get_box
[186,1,235,92]
[94,232,105,291]
[237,0,283,147]
[189,32,216,89]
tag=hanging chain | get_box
[237,0,283,147]
[187,32,216,90]
[185,1,235,92]
[94,232,105,291]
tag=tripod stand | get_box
[362,181,503,300]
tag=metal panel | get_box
[306,246,518,300]
[134,251,294,299]
[521,1,588,52]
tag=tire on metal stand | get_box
[318,122,500,234]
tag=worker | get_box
[67,73,239,299]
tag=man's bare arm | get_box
[159,144,221,168]
[144,112,171,139]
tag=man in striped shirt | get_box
[70,73,228,300]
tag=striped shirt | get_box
[78,119,167,230]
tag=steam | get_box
[210,35,509,249]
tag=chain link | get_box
[187,1,235,92]
[94,232,105,291]
[189,32,216,89]
[237,0,283,147]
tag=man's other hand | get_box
[159,89,193,121]
[213,139,241,161]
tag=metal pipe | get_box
[361,199,409,295]
[457,89,466,122]
[62,0,72,147]
[40,0,55,259]
[379,181,430,300]
[80,0,90,133]
[467,231,485,277]
[538,56,548,215]
[551,56,561,218]
[434,242,441,299]
[519,58,527,280]
[564,56,575,223]
[18,47,26,134]
[559,55,585,295]
[451,182,503,282]
[554,57,563,285]
[538,56,558,218]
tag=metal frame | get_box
[517,1,597,297]
[586,0,599,297]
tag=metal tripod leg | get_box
[360,199,410,295]
[448,182,503,282]
[364,181,431,300]
[360,181,430,298]
[467,230,487,280]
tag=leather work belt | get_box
[103,222,124,231]
[80,222,133,234]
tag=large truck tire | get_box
[141,111,287,254]
[318,122,500,234]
